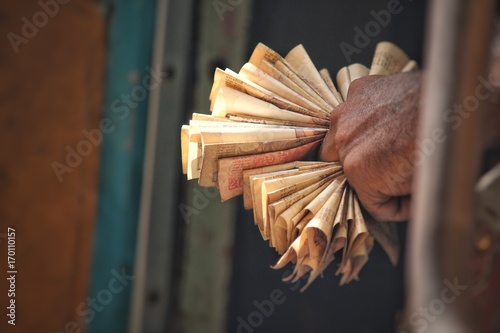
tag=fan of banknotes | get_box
[181,41,417,290]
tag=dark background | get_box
[227,1,427,332]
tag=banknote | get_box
[180,41,416,288]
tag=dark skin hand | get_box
[319,71,422,222]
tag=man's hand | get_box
[319,71,422,222]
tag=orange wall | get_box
[0,1,104,332]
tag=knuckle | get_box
[348,78,365,93]
[342,153,358,180]
[334,126,349,159]
[330,105,342,125]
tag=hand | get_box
[319,71,422,222]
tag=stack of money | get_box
[181,41,417,290]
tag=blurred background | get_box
[0,0,428,332]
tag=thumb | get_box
[318,125,339,162]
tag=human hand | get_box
[319,71,422,222]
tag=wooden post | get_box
[408,0,496,332]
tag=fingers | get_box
[362,194,412,222]
[352,169,413,222]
